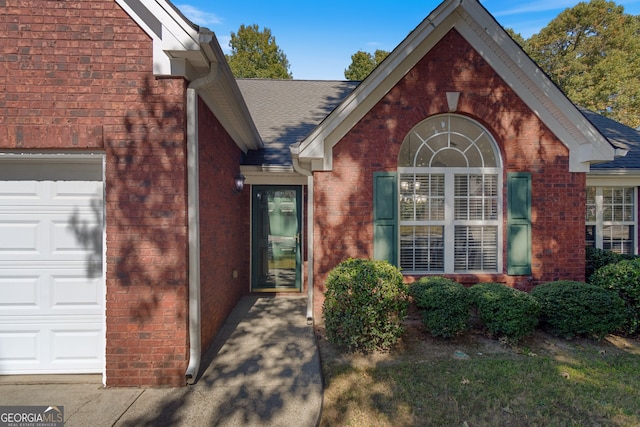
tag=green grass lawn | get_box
[319,323,640,426]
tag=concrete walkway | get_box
[0,296,323,426]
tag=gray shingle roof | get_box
[580,108,640,171]
[237,79,359,166]
[236,78,640,171]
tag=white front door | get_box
[0,158,105,374]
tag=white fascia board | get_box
[587,173,640,187]
[459,1,615,171]
[116,0,203,76]
[193,52,262,152]
[197,81,261,153]
[117,0,262,150]
[240,166,308,185]
[298,0,615,173]
[297,0,459,171]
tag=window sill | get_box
[403,272,508,285]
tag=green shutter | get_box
[373,172,398,265]
[507,172,532,275]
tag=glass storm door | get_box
[252,186,302,291]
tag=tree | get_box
[524,0,640,128]
[505,28,526,47]
[225,24,292,79]
[344,49,390,81]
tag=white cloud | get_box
[177,4,222,27]
[490,0,577,17]
[217,35,232,54]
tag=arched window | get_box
[398,114,502,273]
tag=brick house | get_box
[285,0,638,319]
[0,0,259,386]
[1,0,638,386]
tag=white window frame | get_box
[586,184,637,255]
[398,114,503,274]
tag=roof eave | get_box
[587,169,640,186]
[115,0,262,152]
[588,166,640,175]
[297,0,459,171]
[296,0,616,172]
[195,31,263,152]
[458,0,615,171]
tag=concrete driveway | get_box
[0,296,322,426]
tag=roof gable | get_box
[291,0,617,173]
[116,0,261,152]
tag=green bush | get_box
[468,283,540,343]
[586,247,635,281]
[531,281,626,339]
[409,277,469,338]
[322,258,408,352]
[590,258,640,335]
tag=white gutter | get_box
[291,152,314,323]
[185,61,219,385]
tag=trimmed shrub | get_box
[322,258,408,352]
[468,283,540,343]
[590,258,640,335]
[531,281,625,339]
[586,247,635,281]
[409,277,470,338]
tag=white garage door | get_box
[0,157,105,374]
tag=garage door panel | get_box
[0,181,42,201]
[52,218,101,257]
[51,326,103,363]
[0,329,40,363]
[52,181,102,200]
[0,159,104,375]
[0,322,102,374]
[0,181,101,207]
[0,215,99,262]
[51,274,103,311]
[0,221,41,255]
[0,275,40,310]
[0,269,102,316]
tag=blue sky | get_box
[176,0,640,80]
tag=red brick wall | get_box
[197,96,250,352]
[313,30,586,317]
[1,1,190,386]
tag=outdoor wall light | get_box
[235,172,246,193]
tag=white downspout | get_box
[291,154,314,323]
[305,174,314,323]
[185,62,219,385]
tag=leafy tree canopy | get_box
[225,24,292,79]
[345,2,639,127]
[344,49,390,81]
[505,28,526,47]
[524,0,640,128]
